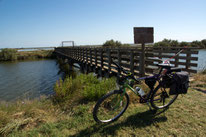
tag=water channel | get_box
[0,59,61,101]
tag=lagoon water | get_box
[0,59,61,101]
[0,50,205,101]
[197,49,206,71]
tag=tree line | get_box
[102,39,206,48]
[154,39,206,48]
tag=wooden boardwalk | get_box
[54,46,199,77]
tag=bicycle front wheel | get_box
[93,90,129,123]
[150,85,178,109]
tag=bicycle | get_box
[93,59,182,123]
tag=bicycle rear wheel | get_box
[93,90,129,123]
[150,85,178,109]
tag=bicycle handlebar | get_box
[111,59,140,82]
[111,60,128,74]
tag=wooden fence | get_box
[54,46,199,76]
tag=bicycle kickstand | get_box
[146,102,157,114]
[146,101,152,110]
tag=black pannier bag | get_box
[162,74,173,88]
[145,77,156,89]
[169,71,189,95]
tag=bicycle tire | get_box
[93,90,129,123]
[150,85,178,109]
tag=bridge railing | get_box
[55,46,199,76]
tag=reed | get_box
[0,48,17,61]
[0,49,54,61]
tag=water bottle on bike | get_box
[135,87,145,97]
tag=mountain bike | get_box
[93,59,182,123]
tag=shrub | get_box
[82,76,116,101]
[154,39,178,47]
[191,40,204,48]
[53,74,116,102]
[201,39,206,48]
[179,41,189,47]
[54,77,79,102]
[102,39,130,47]
[0,48,17,61]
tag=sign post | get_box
[134,27,154,76]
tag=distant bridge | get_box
[0,47,56,51]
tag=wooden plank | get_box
[170,61,198,67]
[182,68,197,73]
[145,67,155,73]
[153,50,199,54]
[121,57,130,62]
[145,61,156,66]
[121,63,130,69]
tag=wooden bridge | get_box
[54,46,199,77]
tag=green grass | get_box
[54,73,116,102]
[0,88,205,136]
[1,72,206,136]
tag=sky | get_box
[0,0,206,48]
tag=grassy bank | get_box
[0,72,205,136]
[17,50,54,60]
[0,49,54,61]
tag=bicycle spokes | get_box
[96,93,127,121]
[151,87,178,109]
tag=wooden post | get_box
[140,42,145,76]
[130,50,134,75]
[78,47,80,60]
[186,49,191,71]
[86,48,88,63]
[158,47,162,60]
[100,49,104,77]
[95,48,97,67]
[107,48,111,73]
[174,53,179,67]
[90,48,92,65]
[85,48,89,73]
[118,49,121,67]
[75,47,77,60]
[72,48,74,58]
[117,48,121,78]
[81,48,83,62]
[68,48,70,58]
[82,48,85,63]
[73,48,75,58]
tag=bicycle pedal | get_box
[139,98,147,103]
[139,95,147,103]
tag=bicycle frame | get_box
[119,73,161,103]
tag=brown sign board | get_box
[134,27,154,44]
